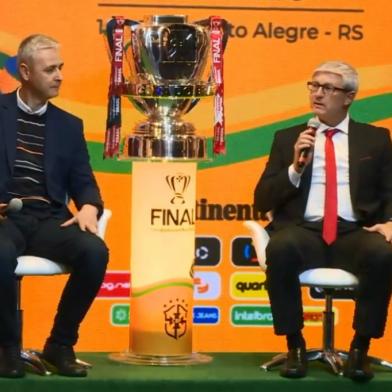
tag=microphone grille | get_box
[8,198,23,212]
[307,118,320,129]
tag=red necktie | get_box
[323,129,339,245]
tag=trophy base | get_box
[121,134,207,160]
[108,351,213,366]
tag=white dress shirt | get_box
[16,88,48,116]
[289,115,357,222]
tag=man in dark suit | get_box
[0,35,108,378]
[254,61,392,381]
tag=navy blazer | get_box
[0,91,103,217]
[254,119,392,229]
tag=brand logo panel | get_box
[195,236,221,266]
[111,304,130,326]
[231,305,273,326]
[193,271,221,300]
[98,271,130,298]
[230,272,268,300]
[231,237,260,267]
[193,306,220,325]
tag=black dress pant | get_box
[265,221,392,338]
[0,212,109,347]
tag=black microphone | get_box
[1,198,23,214]
[297,118,320,168]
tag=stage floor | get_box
[0,353,391,392]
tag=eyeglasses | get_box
[307,81,348,95]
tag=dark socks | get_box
[350,333,371,352]
[286,331,306,350]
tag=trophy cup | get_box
[106,14,228,365]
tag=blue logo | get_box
[231,237,259,267]
[193,306,220,324]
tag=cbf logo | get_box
[163,299,188,339]
[166,173,191,204]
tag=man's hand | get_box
[61,204,99,233]
[293,128,316,173]
[363,221,392,243]
[0,203,7,220]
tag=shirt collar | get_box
[316,114,350,135]
[17,88,48,116]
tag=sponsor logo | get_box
[231,305,273,326]
[111,304,130,326]
[193,306,220,325]
[193,271,221,300]
[230,272,268,300]
[196,198,263,221]
[98,271,130,298]
[195,236,221,266]
[231,237,259,267]
[163,298,188,339]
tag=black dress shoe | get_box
[41,342,87,377]
[0,346,25,378]
[344,348,374,382]
[280,347,307,378]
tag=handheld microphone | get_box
[297,118,320,168]
[2,198,23,213]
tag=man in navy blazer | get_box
[254,61,392,381]
[0,35,108,377]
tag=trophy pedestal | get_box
[109,161,211,366]
[109,352,212,366]
[122,131,207,160]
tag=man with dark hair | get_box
[0,34,109,378]
[254,60,392,381]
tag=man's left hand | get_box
[363,221,392,243]
[61,204,98,233]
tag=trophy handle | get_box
[184,17,229,115]
[193,17,230,51]
[106,18,139,53]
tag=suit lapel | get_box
[0,93,18,171]
[300,161,313,213]
[348,119,361,203]
[44,103,56,174]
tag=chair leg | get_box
[21,350,51,375]
[260,352,287,371]
[75,358,93,369]
[368,355,392,370]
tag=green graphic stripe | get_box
[0,52,8,68]
[89,92,392,173]
[132,281,193,298]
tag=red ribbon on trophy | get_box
[104,16,125,158]
[210,16,225,155]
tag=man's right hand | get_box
[0,203,7,220]
[293,128,316,173]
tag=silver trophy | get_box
[111,15,227,159]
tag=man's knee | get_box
[267,228,305,261]
[73,234,109,273]
[361,235,392,274]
